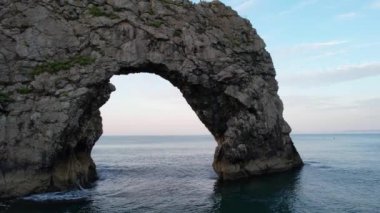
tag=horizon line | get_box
[101,131,380,137]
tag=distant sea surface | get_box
[1,134,380,213]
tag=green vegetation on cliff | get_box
[32,55,95,76]
[17,86,33,94]
[89,6,119,19]
[0,92,12,103]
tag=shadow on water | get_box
[211,168,303,213]
[0,200,92,213]
[0,191,95,213]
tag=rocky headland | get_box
[0,0,303,199]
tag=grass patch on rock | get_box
[89,6,120,19]
[148,20,164,28]
[173,29,182,37]
[17,86,33,94]
[158,0,188,7]
[32,55,95,76]
[0,92,12,103]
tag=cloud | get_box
[273,40,348,59]
[285,96,380,111]
[234,0,257,13]
[283,95,343,110]
[336,12,358,20]
[293,40,348,51]
[307,50,347,61]
[281,62,380,87]
[282,95,380,133]
[353,41,380,48]
[371,0,380,9]
[278,0,319,16]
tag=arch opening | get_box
[100,73,211,136]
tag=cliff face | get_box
[0,0,302,199]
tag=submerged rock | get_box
[0,0,302,199]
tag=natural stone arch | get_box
[0,0,302,198]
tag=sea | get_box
[1,134,379,213]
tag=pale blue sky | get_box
[101,0,380,135]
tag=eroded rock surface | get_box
[0,0,302,199]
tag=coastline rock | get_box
[0,0,302,199]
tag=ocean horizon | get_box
[100,131,380,136]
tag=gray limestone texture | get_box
[0,0,302,199]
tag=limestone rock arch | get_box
[0,0,302,198]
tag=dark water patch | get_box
[212,170,302,213]
[1,198,92,213]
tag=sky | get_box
[100,0,380,135]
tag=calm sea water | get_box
[1,134,380,213]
